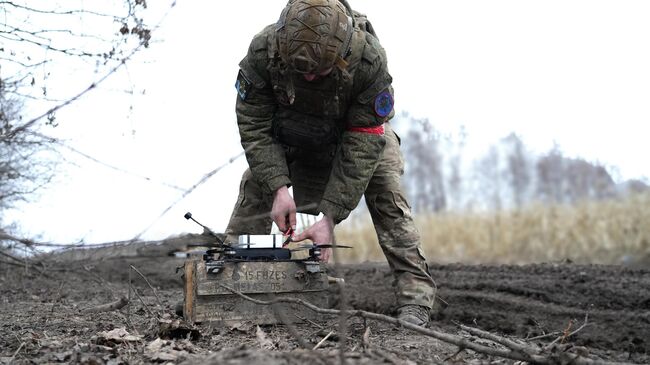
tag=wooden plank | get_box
[196,261,328,296]
[192,291,329,325]
[183,260,195,322]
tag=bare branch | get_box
[0,55,48,68]
[80,296,129,314]
[0,1,132,19]
[129,265,164,312]
[0,31,105,58]
[219,285,636,365]
[130,151,245,240]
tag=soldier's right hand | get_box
[271,186,297,234]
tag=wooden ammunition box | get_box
[183,259,330,325]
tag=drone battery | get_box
[237,234,287,248]
[183,259,330,325]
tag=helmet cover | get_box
[276,0,353,74]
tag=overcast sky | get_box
[7,0,650,244]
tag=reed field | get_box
[335,192,650,265]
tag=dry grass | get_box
[335,192,650,265]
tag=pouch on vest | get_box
[272,111,340,153]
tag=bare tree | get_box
[0,0,155,246]
[0,81,54,217]
[475,146,503,211]
[445,126,466,211]
[535,143,565,204]
[563,158,616,202]
[399,114,447,213]
[502,133,531,209]
[535,144,617,204]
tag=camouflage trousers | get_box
[225,123,436,309]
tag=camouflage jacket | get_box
[235,22,394,224]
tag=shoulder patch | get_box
[235,70,252,101]
[374,90,394,117]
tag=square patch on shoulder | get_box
[235,70,252,101]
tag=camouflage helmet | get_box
[276,0,354,74]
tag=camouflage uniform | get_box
[226,10,436,310]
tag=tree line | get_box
[394,112,648,214]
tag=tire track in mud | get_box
[337,262,650,359]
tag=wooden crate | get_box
[183,259,329,325]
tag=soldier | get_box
[226,0,436,326]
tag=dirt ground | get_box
[1,249,649,364]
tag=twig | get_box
[294,314,324,329]
[129,265,164,312]
[80,296,129,314]
[436,295,449,308]
[218,284,634,365]
[0,250,50,278]
[127,265,132,324]
[270,301,311,349]
[443,348,465,362]
[459,324,533,355]
[82,265,117,296]
[545,314,589,350]
[313,330,334,350]
[527,331,563,341]
[330,232,348,365]
[130,286,155,317]
[566,314,590,338]
[117,309,140,336]
[129,152,245,240]
[8,342,25,364]
[50,280,66,313]
[361,325,371,350]
[367,345,402,365]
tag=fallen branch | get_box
[313,330,334,350]
[459,324,533,355]
[219,284,635,365]
[545,314,590,350]
[8,342,25,363]
[527,331,563,341]
[130,285,156,317]
[129,265,164,311]
[81,296,128,314]
[270,302,311,350]
[361,325,370,350]
[294,314,324,329]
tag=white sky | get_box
[6,0,650,244]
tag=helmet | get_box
[276,0,353,74]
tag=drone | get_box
[183,211,351,269]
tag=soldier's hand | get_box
[293,216,335,263]
[271,186,297,234]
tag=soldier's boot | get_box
[397,304,430,326]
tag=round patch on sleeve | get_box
[374,90,394,117]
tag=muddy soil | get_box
[1,253,649,364]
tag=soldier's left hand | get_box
[292,216,335,262]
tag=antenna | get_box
[184,212,225,245]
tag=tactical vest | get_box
[266,17,379,161]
